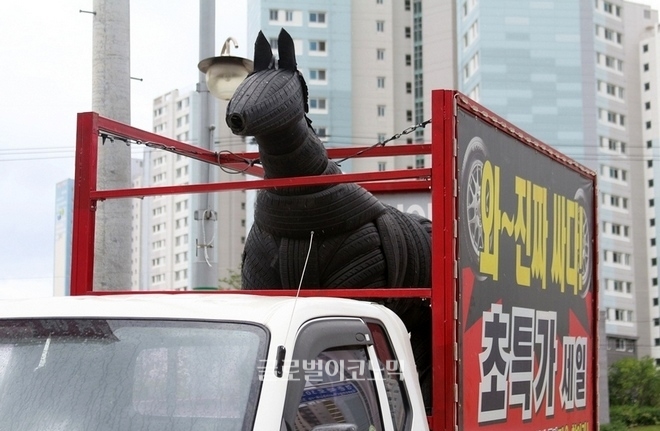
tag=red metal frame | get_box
[71,90,598,431]
[71,112,435,297]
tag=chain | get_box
[334,118,432,165]
[100,118,432,173]
[99,132,258,174]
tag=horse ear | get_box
[253,31,274,72]
[277,29,297,71]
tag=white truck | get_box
[0,90,599,431]
[0,294,426,431]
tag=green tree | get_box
[609,357,660,407]
[218,267,242,290]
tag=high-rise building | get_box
[132,87,247,291]
[456,0,660,366]
[248,0,450,173]
[247,0,660,367]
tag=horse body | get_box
[226,29,432,292]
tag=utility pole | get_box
[91,0,132,291]
[190,0,218,290]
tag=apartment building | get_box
[245,0,660,367]
[132,88,247,291]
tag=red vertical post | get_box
[70,112,100,296]
[430,90,458,431]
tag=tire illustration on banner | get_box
[574,186,592,299]
[460,136,489,275]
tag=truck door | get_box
[281,318,410,431]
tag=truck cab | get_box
[0,294,428,431]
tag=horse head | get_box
[226,28,334,181]
[226,29,309,146]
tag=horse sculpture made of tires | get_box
[226,29,432,402]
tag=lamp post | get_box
[199,37,254,101]
[191,0,252,291]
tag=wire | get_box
[201,209,216,267]
[284,230,315,347]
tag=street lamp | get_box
[198,37,253,101]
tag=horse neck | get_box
[257,116,341,181]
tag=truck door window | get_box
[294,346,384,431]
[367,322,411,431]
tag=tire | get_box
[376,208,432,287]
[242,224,282,288]
[278,236,320,288]
[459,136,489,273]
[574,187,592,298]
[316,223,382,283]
[258,133,333,185]
[254,183,386,238]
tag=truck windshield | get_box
[0,318,268,431]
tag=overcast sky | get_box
[0,1,247,299]
[2,1,660,299]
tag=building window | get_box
[608,280,632,294]
[377,49,385,60]
[652,237,657,246]
[405,27,411,38]
[647,121,652,130]
[377,105,386,117]
[406,110,413,122]
[649,160,654,168]
[603,2,621,16]
[610,308,633,322]
[651,218,656,227]
[175,252,188,264]
[376,20,385,32]
[643,44,649,52]
[309,40,327,54]
[269,9,278,21]
[377,76,385,88]
[602,165,628,182]
[601,27,622,44]
[406,82,412,93]
[309,98,327,112]
[405,54,411,66]
[309,12,326,24]
[285,10,293,21]
[646,101,651,110]
[644,63,650,71]
[604,250,631,266]
[309,69,327,82]
[645,82,651,91]
[378,161,387,171]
